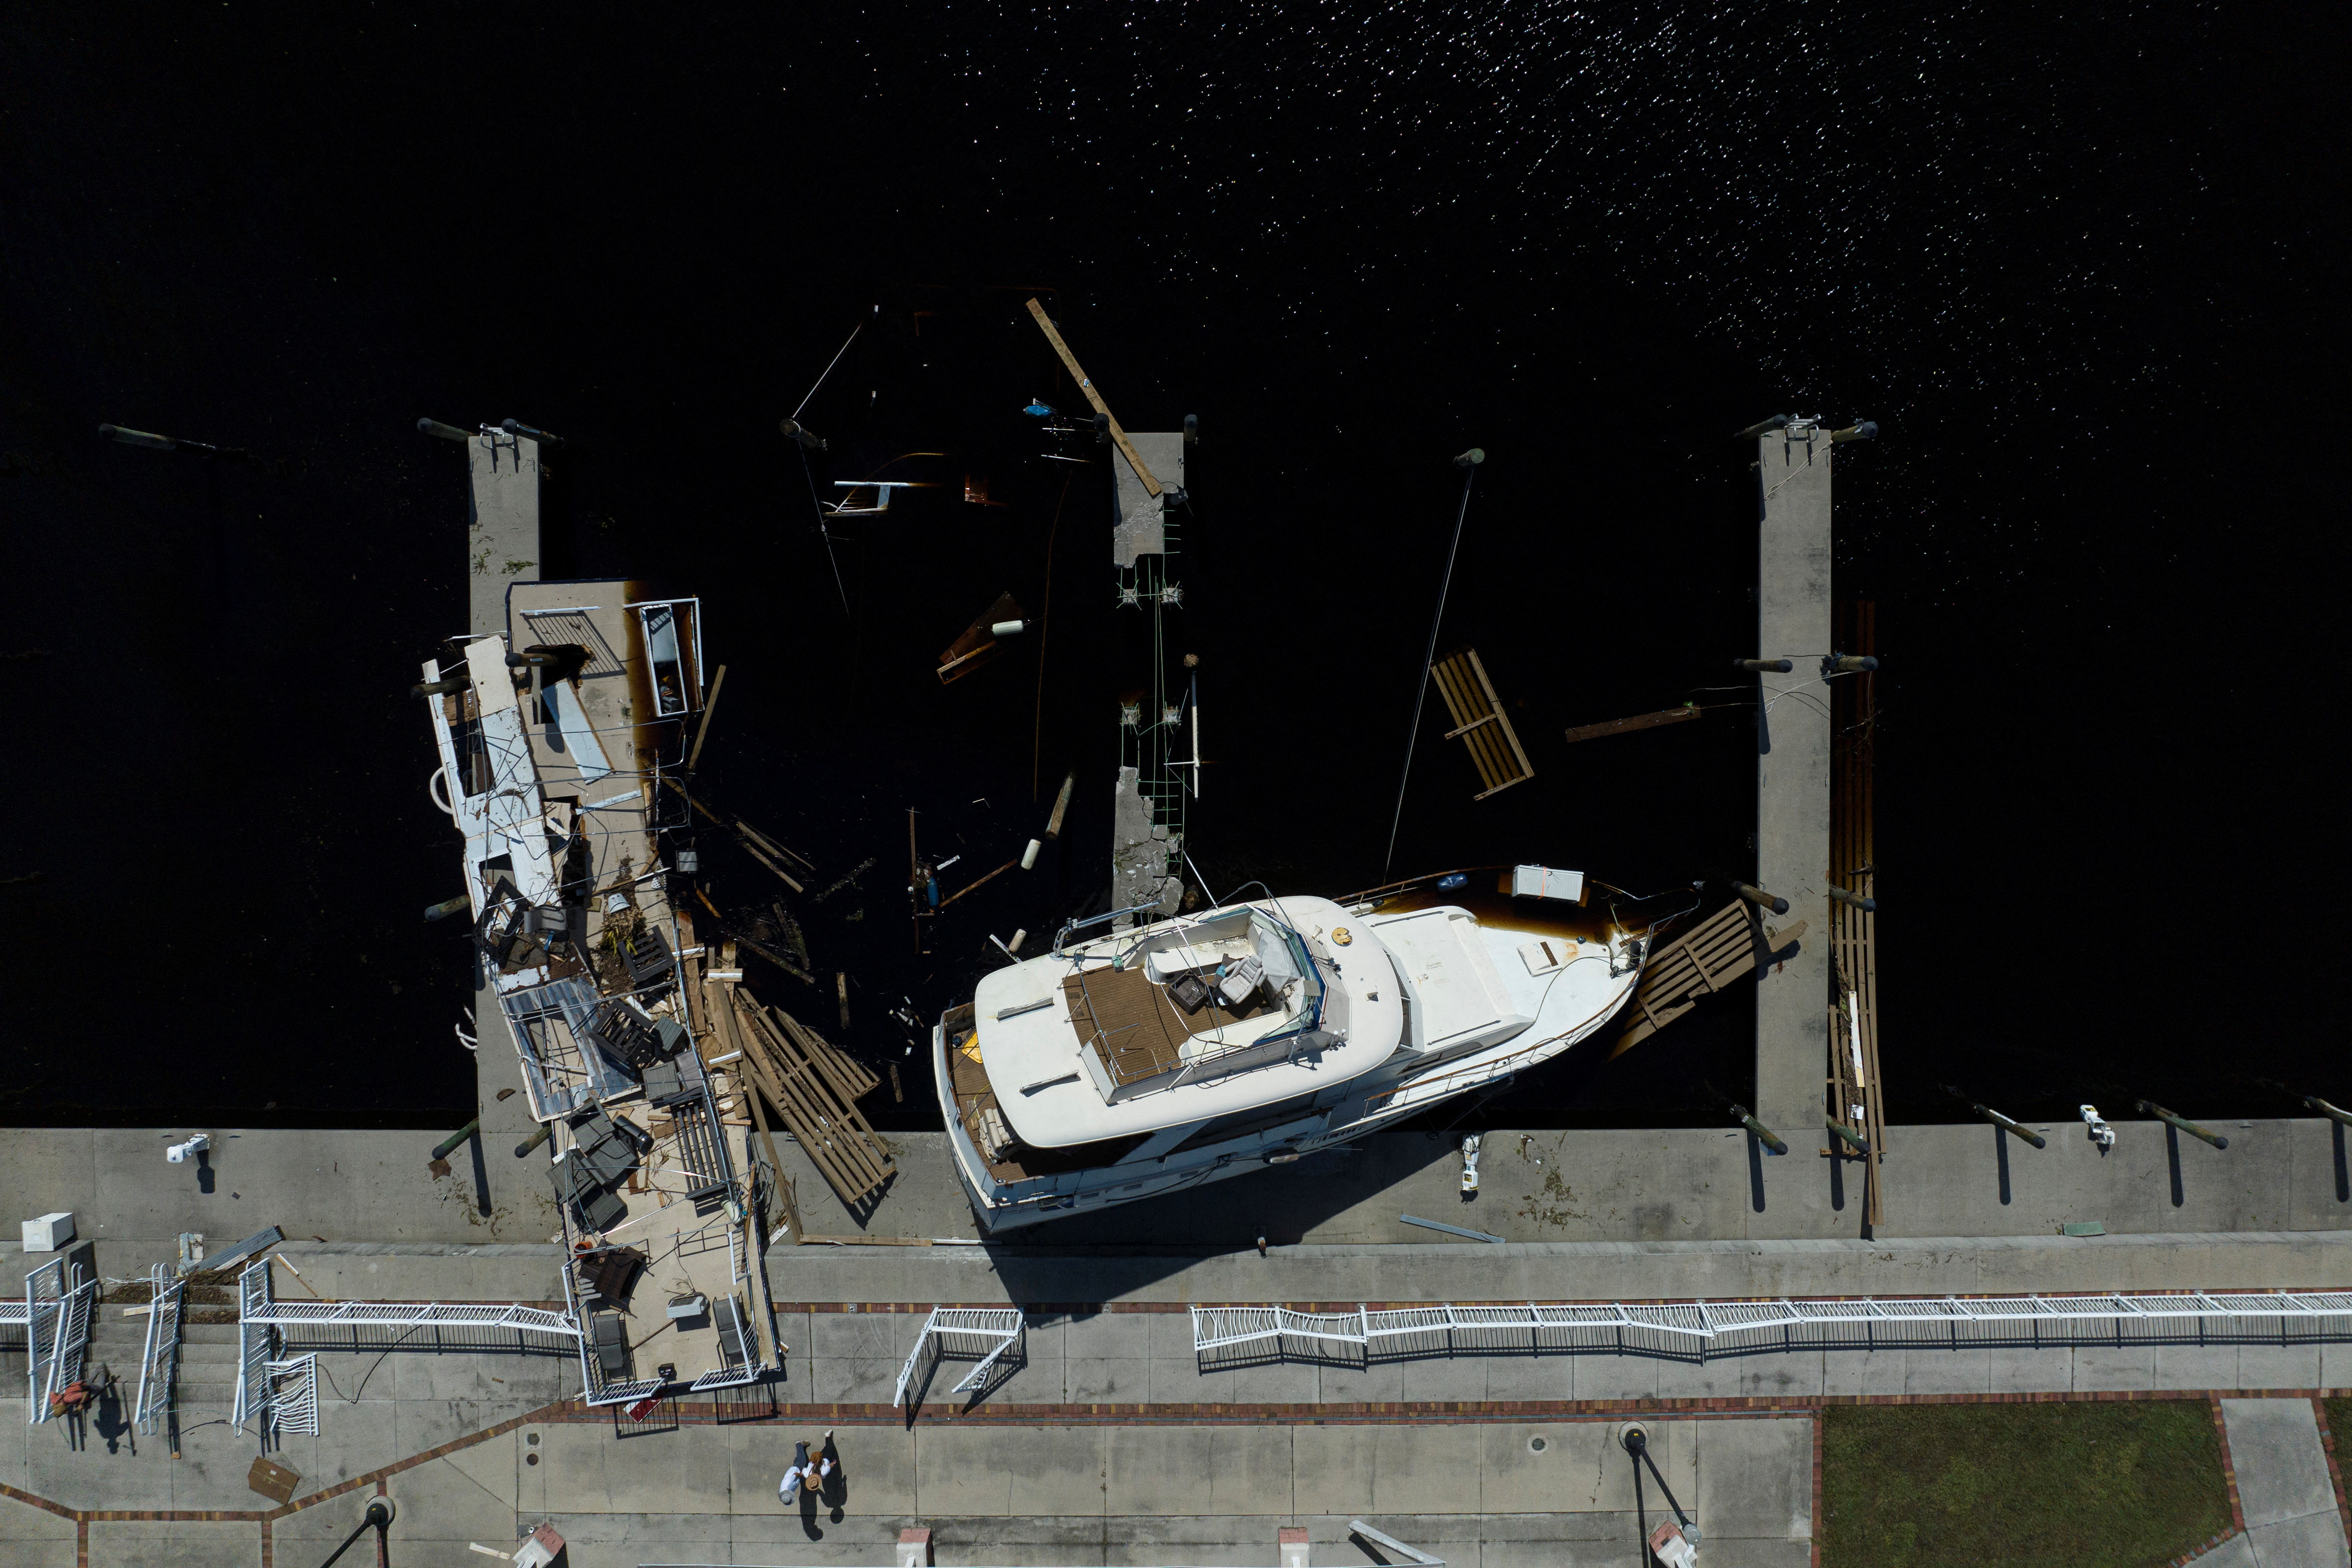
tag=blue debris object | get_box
[1437,873,1467,890]
[1023,400,1058,419]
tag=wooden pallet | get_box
[716,987,895,1210]
[1430,647,1534,800]
[1610,901,1806,1058]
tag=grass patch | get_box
[1823,1399,2233,1567]
[2326,1397,2350,1481]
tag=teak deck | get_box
[1430,648,1534,799]
[1063,963,1271,1087]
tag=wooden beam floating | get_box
[1025,298,1164,497]
[1562,705,1700,745]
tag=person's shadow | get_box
[798,1434,846,1534]
[92,1369,134,1455]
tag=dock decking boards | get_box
[715,984,895,1210]
[1828,599,1886,1225]
[1429,647,1534,800]
[1609,901,1806,1058]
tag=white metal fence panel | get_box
[233,1260,276,1431]
[1194,1290,2352,1365]
[267,1355,319,1436]
[894,1308,1024,1408]
[135,1263,185,1437]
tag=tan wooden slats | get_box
[725,988,895,1209]
[1429,648,1534,800]
[1609,903,1806,1058]
[1828,599,1886,1225]
[763,1004,880,1103]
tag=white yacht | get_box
[933,866,1654,1231]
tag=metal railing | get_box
[135,1262,185,1436]
[894,1307,1026,1408]
[235,1256,586,1426]
[1194,1290,2352,1365]
[23,1260,96,1426]
[233,1261,276,1431]
[268,1355,319,1435]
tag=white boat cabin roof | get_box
[975,896,1406,1147]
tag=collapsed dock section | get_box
[418,581,784,1402]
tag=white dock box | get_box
[1510,864,1585,903]
[22,1213,75,1251]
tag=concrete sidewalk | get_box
[763,1230,2352,1310]
[6,1116,2346,1275]
[0,1414,1813,1568]
[2216,1399,2350,1567]
[776,1121,2352,1249]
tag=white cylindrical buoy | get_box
[992,620,1026,637]
[1021,838,1041,870]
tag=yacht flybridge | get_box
[935,866,1655,1231]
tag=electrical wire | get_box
[1383,464,1479,882]
[792,318,865,421]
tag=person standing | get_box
[778,1439,811,1506]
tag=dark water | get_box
[1,7,2334,1132]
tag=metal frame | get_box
[233,1260,277,1431]
[1194,1291,2352,1364]
[135,1262,185,1436]
[24,1260,96,1426]
[894,1307,1025,1407]
[267,1354,319,1436]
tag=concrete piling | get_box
[1826,1118,1872,1156]
[501,418,564,446]
[1943,1085,2046,1148]
[430,1118,481,1161]
[2139,1101,2230,1149]
[1729,1104,1788,1155]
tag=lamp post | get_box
[1623,1425,1701,1565]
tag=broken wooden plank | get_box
[938,592,1024,685]
[728,989,894,1207]
[1025,298,1163,496]
[1563,705,1700,745]
[934,857,1019,911]
[764,1004,881,1104]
